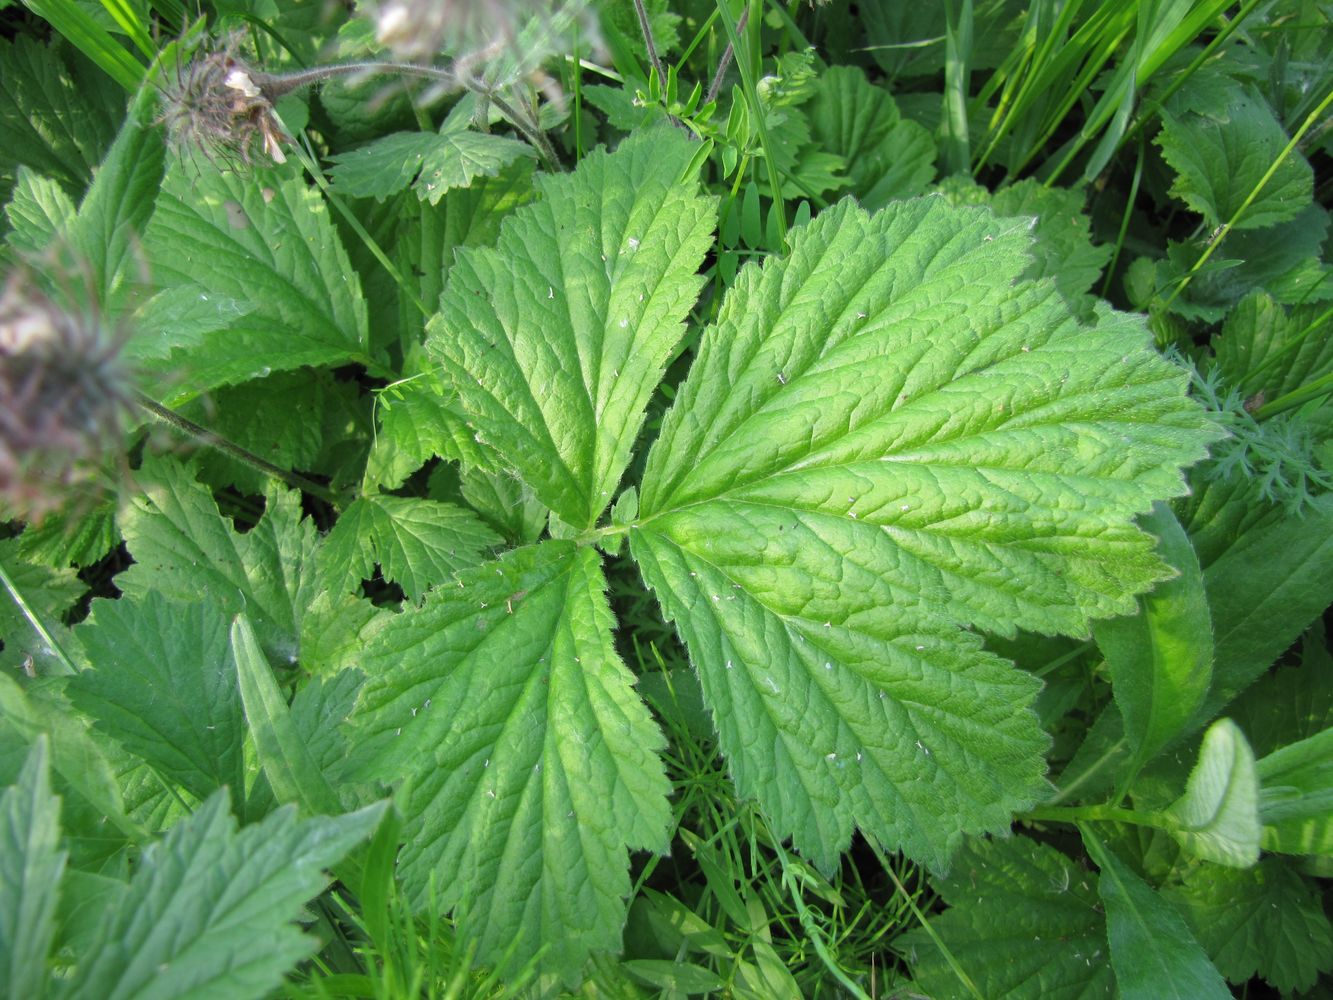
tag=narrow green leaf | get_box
[1094,502,1212,768]
[1081,827,1230,1000]
[0,738,65,1000]
[317,496,502,603]
[232,613,342,818]
[900,834,1112,1000]
[427,127,715,530]
[635,196,1216,870]
[139,160,372,399]
[352,541,671,983]
[623,959,725,994]
[1256,725,1333,855]
[67,593,246,810]
[1162,718,1261,867]
[21,0,145,91]
[65,793,383,1000]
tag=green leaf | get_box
[3,166,76,254]
[623,959,725,995]
[1213,292,1333,406]
[352,541,671,983]
[901,834,1113,1000]
[64,793,383,1000]
[364,374,482,493]
[139,160,372,399]
[459,466,548,546]
[117,457,320,663]
[1094,502,1212,768]
[0,36,123,202]
[1227,625,1333,759]
[807,64,935,210]
[232,613,342,817]
[0,538,83,675]
[1162,718,1261,867]
[317,495,502,603]
[1157,75,1313,231]
[67,593,246,810]
[1163,857,1333,993]
[16,502,118,569]
[1197,491,1333,720]
[426,127,715,530]
[1256,725,1333,855]
[1081,827,1230,1000]
[0,738,65,1000]
[329,121,534,205]
[634,196,1215,870]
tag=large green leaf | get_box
[901,834,1113,1000]
[1094,502,1212,769]
[138,160,372,400]
[1162,718,1261,867]
[0,738,64,1000]
[316,495,502,603]
[62,793,383,1000]
[1082,828,1229,1000]
[1157,75,1313,231]
[426,127,716,530]
[1163,857,1333,993]
[67,592,246,812]
[351,541,671,983]
[633,196,1215,870]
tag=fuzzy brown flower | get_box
[158,38,291,166]
[0,269,133,523]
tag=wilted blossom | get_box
[0,269,132,523]
[157,37,291,165]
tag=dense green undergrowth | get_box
[1,1,1331,997]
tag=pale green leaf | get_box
[1163,719,1261,867]
[117,457,320,664]
[352,541,671,983]
[1094,502,1212,768]
[459,466,548,546]
[0,738,64,1000]
[1157,76,1313,231]
[1163,857,1333,993]
[1256,726,1333,855]
[63,794,383,1000]
[807,64,935,209]
[634,196,1215,869]
[67,593,245,810]
[3,166,75,254]
[427,127,716,530]
[901,834,1113,1000]
[17,502,118,569]
[317,495,502,602]
[1081,828,1229,1000]
[364,370,489,494]
[139,160,372,399]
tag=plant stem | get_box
[133,391,342,507]
[0,563,79,676]
[705,6,749,104]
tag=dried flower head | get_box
[0,268,134,523]
[158,37,291,166]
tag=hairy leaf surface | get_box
[352,541,671,982]
[634,196,1214,869]
[426,127,715,529]
[1163,719,1261,867]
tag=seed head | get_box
[158,37,290,166]
[0,269,133,523]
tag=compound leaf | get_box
[67,592,245,811]
[426,127,715,530]
[63,793,382,1000]
[139,160,371,399]
[634,196,1215,870]
[317,495,501,602]
[1162,718,1261,867]
[1163,857,1333,993]
[902,834,1113,1000]
[352,541,671,983]
[0,738,65,1000]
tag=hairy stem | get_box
[705,6,749,105]
[134,392,342,507]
